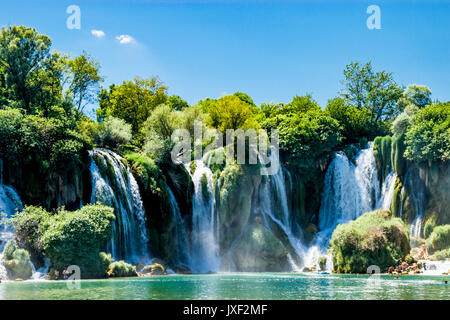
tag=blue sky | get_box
[1,0,449,108]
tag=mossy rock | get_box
[329,210,410,273]
[142,263,166,275]
[107,260,138,277]
[2,241,32,280]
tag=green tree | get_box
[0,26,63,114]
[167,94,189,111]
[97,77,168,137]
[207,95,259,133]
[341,61,403,121]
[64,51,102,117]
[404,102,450,163]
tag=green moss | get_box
[426,225,450,253]
[391,134,407,177]
[201,173,210,202]
[373,136,392,183]
[430,248,450,261]
[107,260,138,277]
[423,219,436,239]
[329,209,410,273]
[2,241,33,280]
[190,160,197,175]
[390,176,403,217]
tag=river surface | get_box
[0,273,448,300]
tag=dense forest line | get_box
[0,25,449,278]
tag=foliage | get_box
[10,206,51,256]
[263,108,341,172]
[430,248,450,261]
[207,94,260,133]
[12,204,115,278]
[94,116,132,149]
[97,77,168,139]
[329,210,410,273]
[340,61,403,122]
[2,241,33,280]
[325,97,380,143]
[0,26,64,114]
[64,51,102,116]
[399,84,432,110]
[404,102,450,163]
[142,104,179,163]
[426,225,450,253]
[107,260,138,277]
[125,152,165,196]
[167,95,189,111]
[423,219,436,239]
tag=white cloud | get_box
[91,29,105,38]
[115,34,135,44]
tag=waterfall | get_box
[167,186,191,267]
[186,160,219,273]
[404,168,427,238]
[89,148,150,263]
[304,142,396,270]
[378,171,397,210]
[0,160,23,280]
[257,151,304,269]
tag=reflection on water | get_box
[0,273,448,300]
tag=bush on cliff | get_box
[329,210,410,273]
[426,225,450,253]
[11,204,115,278]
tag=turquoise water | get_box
[0,273,448,300]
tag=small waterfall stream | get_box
[187,160,220,273]
[90,148,150,263]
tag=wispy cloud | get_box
[91,29,105,38]
[115,34,135,44]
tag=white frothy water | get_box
[90,148,150,263]
[187,160,220,273]
[304,143,397,271]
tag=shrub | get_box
[423,219,436,239]
[427,225,450,253]
[12,204,115,278]
[329,210,410,273]
[107,260,138,277]
[2,241,32,280]
[404,102,450,163]
[430,248,450,261]
[94,116,132,149]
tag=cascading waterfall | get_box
[167,186,191,267]
[89,148,150,263]
[187,160,219,273]
[257,151,304,269]
[0,159,23,280]
[304,143,397,270]
[405,169,427,238]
